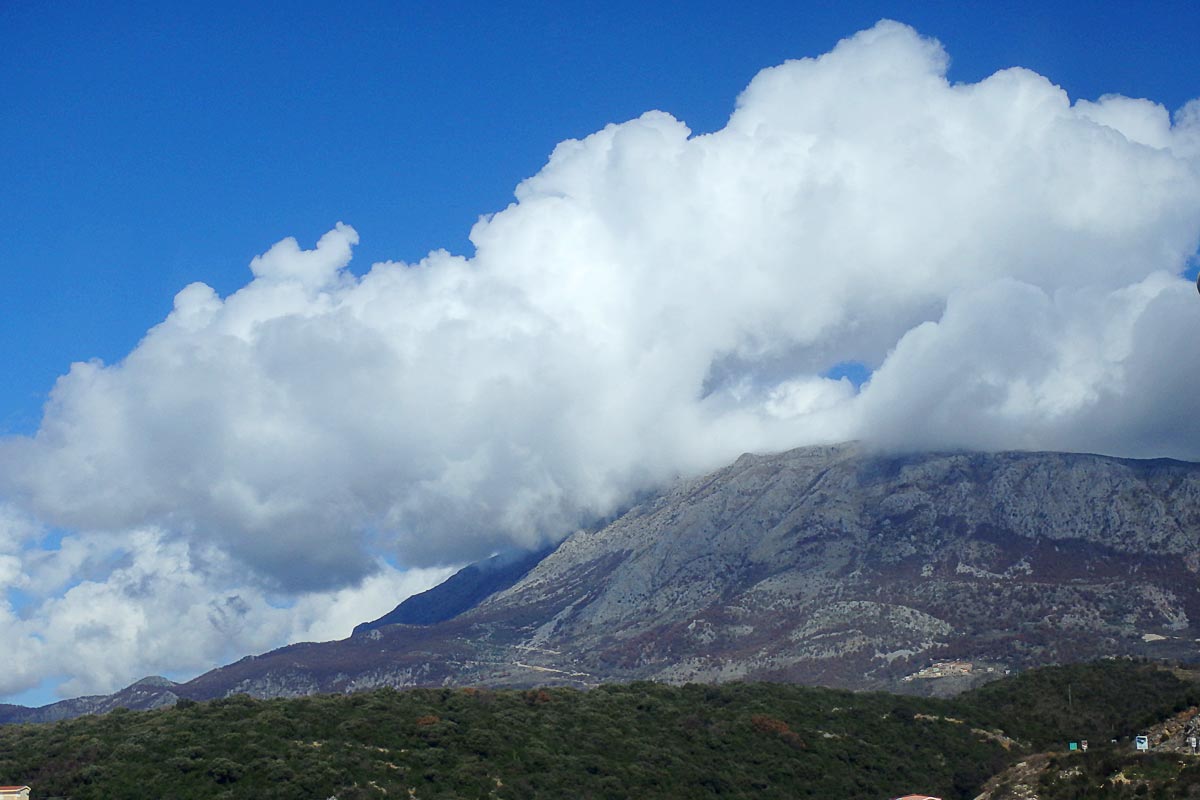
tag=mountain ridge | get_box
[353,546,554,633]
[4,443,1198,723]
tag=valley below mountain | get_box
[5,443,1199,723]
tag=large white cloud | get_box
[1,20,1198,698]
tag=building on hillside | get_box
[0,788,30,799]
[901,660,981,681]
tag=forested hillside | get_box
[0,661,1194,800]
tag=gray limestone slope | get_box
[3,443,1199,722]
[467,443,1200,690]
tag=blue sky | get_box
[2,2,1200,707]
[4,1,1199,435]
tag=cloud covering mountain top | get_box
[2,21,1199,699]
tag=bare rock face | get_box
[5,444,1199,721]
[464,444,1200,692]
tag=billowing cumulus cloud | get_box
[2,20,1199,698]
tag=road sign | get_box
[1135,735,1149,751]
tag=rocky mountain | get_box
[0,676,182,724]
[4,443,1199,722]
[353,546,553,632]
